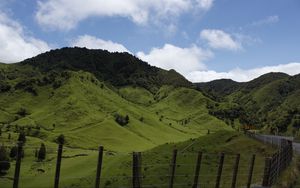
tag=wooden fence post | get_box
[215,153,225,188]
[138,152,142,186]
[287,140,293,162]
[132,152,141,188]
[262,157,272,187]
[231,154,240,188]
[95,146,104,188]
[192,151,202,188]
[54,144,63,188]
[13,142,23,188]
[246,154,256,188]
[169,149,178,188]
[275,152,280,179]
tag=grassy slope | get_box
[0,131,274,188]
[228,74,300,132]
[0,70,230,152]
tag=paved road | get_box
[246,133,298,152]
[251,134,300,154]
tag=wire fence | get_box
[245,131,294,187]
[0,133,294,188]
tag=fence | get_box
[245,132,294,187]
[0,136,293,188]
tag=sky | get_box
[0,0,300,82]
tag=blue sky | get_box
[0,0,300,82]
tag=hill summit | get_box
[21,47,192,92]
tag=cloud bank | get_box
[187,62,300,82]
[137,44,212,76]
[200,29,241,51]
[68,34,300,83]
[36,0,214,30]
[0,13,50,63]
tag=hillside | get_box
[0,48,296,188]
[197,72,300,134]
[196,79,243,101]
[0,48,229,152]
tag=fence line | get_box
[1,132,294,188]
[245,131,293,187]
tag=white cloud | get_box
[0,13,50,63]
[250,15,279,27]
[200,29,242,51]
[135,43,300,83]
[186,62,300,82]
[137,44,212,76]
[36,0,214,31]
[71,35,129,53]
[196,0,214,10]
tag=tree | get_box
[0,145,10,174]
[38,143,46,161]
[9,146,24,159]
[114,114,129,126]
[18,132,26,143]
[16,108,29,117]
[0,129,2,137]
[56,134,65,145]
[9,146,17,158]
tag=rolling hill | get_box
[0,47,296,188]
[0,47,229,152]
[196,72,300,134]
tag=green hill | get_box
[0,48,294,188]
[196,79,243,101]
[197,72,300,134]
[21,47,192,93]
[0,48,229,153]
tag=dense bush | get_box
[38,143,46,161]
[115,114,129,126]
[14,79,38,95]
[0,146,10,174]
[9,146,17,158]
[18,132,26,143]
[56,134,65,145]
[0,81,11,92]
[16,108,29,117]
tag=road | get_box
[250,134,300,154]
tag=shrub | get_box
[0,146,10,174]
[17,108,29,117]
[56,134,65,145]
[9,146,17,158]
[38,143,46,161]
[18,132,26,143]
[114,113,129,126]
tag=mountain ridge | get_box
[20,47,193,93]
